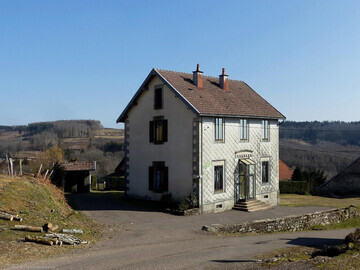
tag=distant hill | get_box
[280,121,360,178]
[0,120,124,179]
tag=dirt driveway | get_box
[8,192,353,270]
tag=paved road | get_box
[8,193,353,270]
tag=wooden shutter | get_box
[149,121,154,143]
[149,166,154,191]
[163,166,168,192]
[162,120,168,142]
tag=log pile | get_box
[25,235,62,246]
[0,210,23,222]
[14,225,43,232]
[44,233,88,246]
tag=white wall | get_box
[126,76,195,202]
[199,117,280,213]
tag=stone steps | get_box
[233,199,272,212]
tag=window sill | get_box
[214,190,224,194]
[262,139,270,142]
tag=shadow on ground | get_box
[283,237,344,247]
[66,191,164,212]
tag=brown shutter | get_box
[163,166,168,192]
[163,120,168,142]
[149,121,154,143]
[149,166,154,191]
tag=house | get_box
[279,160,293,181]
[60,161,96,193]
[316,157,360,196]
[117,65,285,213]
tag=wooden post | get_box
[89,172,92,192]
[48,170,54,179]
[19,159,23,176]
[43,170,49,180]
[37,164,43,178]
[6,154,10,176]
[9,158,14,177]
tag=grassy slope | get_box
[0,175,101,267]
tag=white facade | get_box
[125,77,194,202]
[197,117,280,213]
[121,72,281,213]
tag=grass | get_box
[280,194,360,208]
[0,175,101,267]
[257,239,360,270]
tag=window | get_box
[214,165,224,192]
[262,120,269,141]
[149,117,168,144]
[149,162,168,193]
[215,118,224,142]
[240,119,248,141]
[262,161,269,183]
[154,87,163,109]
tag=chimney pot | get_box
[219,67,229,90]
[193,64,203,89]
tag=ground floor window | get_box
[214,161,225,192]
[262,161,269,183]
[149,162,168,192]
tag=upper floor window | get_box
[215,117,224,142]
[240,119,248,141]
[149,161,168,193]
[149,117,167,144]
[262,120,269,141]
[261,161,269,184]
[154,87,163,109]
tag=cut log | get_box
[25,235,53,246]
[0,214,13,221]
[0,210,23,222]
[61,229,83,234]
[14,225,43,232]
[43,223,58,232]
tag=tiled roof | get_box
[117,68,285,122]
[279,160,293,180]
[60,162,96,172]
[157,69,285,119]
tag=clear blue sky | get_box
[1,0,360,128]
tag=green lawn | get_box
[280,194,360,208]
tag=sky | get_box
[1,0,360,128]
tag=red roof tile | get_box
[60,162,96,172]
[279,160,293,180]
[117,68,285,122]
[157,69,285,119]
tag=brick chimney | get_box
[219,68,229,90]
[193,64,203,89]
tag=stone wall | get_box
[203,206,359,234]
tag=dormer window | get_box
[154,87,163,109]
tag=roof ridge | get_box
[155,68,245,83]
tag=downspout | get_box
[200,117,204,214]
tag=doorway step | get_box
[233,199,272,212]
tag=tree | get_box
[291,167,302,181]
[40,146,64,169]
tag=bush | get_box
[178,193,199,211]
[280,181,308,194]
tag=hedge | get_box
[279,180,308,195]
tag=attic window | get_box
[154,87,163,109]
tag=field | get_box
[280,194,360,208]
[0,175,101,267]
